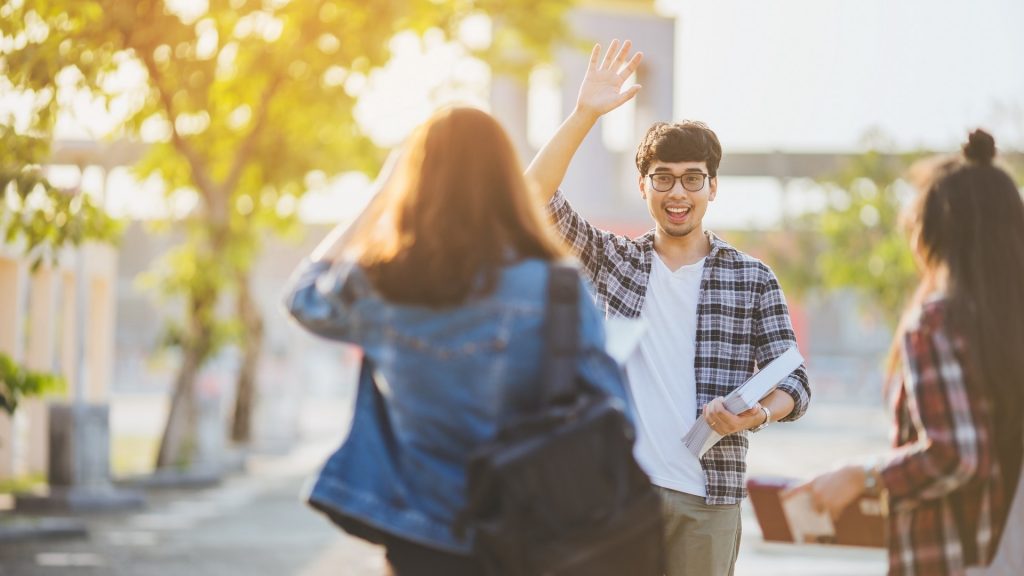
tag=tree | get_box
[763,145,1023,328]
[1,79,118,422]
[1,122,122,266]
[810,150,923,324]
[0,352,64,416]
[2,0,573,469]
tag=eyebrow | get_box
[652,167,705,173]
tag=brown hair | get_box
[890,129,1024,483]
[635,121,723,177]
[346,106,567,307]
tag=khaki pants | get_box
[656,486,742,576]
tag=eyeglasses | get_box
[647,172,711,193]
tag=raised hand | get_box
[575,39,644,120]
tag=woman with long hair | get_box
[283,106,631,575]
[801,129,1024,575]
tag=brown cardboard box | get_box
[747,476,886,548]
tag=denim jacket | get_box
[283,257,632,554]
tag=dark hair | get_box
[347,106,567,307]
[635,121,723,177]
[893,128,1024,487]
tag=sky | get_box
[14,0,1024,228]
[658,0,1024,229]
[660,0,1024,151]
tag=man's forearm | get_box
[525,109,600,202]
[762,388,795,423]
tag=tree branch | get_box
[131,37,221,207]
[220,0,328,203]
[219,71,284,199]
[138,49,220,201]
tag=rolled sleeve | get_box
[880,326,982,508]
[281,258,362,342]
[754,268,811,422]
[548,190,609,283]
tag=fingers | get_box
[612,84,642,108]
[588,43,601,71]
[704,397,731,433]
[613,39,632,69]
[707,397,726,417]
[702,402,719,431]
[781,481,810,500]
[702,398,720,422]
[618,51,643,81]
[807,484,828,514]
[600,39,621,70]
[736,402,762,418]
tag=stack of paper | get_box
[681,346,804,458]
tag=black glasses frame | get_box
[647,172,711,193]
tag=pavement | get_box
[0,402,891,575]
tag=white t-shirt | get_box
[624,254,706,497]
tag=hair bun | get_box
[962,129,996,164]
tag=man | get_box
[526,40,812,576]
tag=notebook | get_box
[682,346,804,458]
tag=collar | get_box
[637,229,735,261]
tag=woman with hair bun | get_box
[798,129,1024,575]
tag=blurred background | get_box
[1,0,1022,574]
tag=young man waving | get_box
[526,40,812,576]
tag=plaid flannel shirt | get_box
[549,190,811,505]
[881,300,1008,576]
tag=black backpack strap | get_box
[452,264,580,539]
[541,263,581,406]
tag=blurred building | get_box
[105,0,891,418]
[13,1,894,479]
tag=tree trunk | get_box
[155,340,203,469]
[155,309,213,469]
[230,269,263,444]
[155,262,218,470]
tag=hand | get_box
[788,465,866,520]
[702,398,765,436]
[574,39,643,120]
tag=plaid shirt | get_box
[881,300,1008,576]
[549,190,811,505]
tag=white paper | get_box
[681,346,804,458]
[730,346,804,407]
[604,316,648,366]
[781,489,836,542]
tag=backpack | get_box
[454,264,664,576]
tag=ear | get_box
[638,174,647,199]
[708,176,718,202]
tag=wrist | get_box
[749,405,771,433]
[570,106,601,125]
[860,461,884,496]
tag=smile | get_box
[665,206,691,222]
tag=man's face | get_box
[639,160,717,238]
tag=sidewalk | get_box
[0,402,890,575]
[0,440,356,576]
